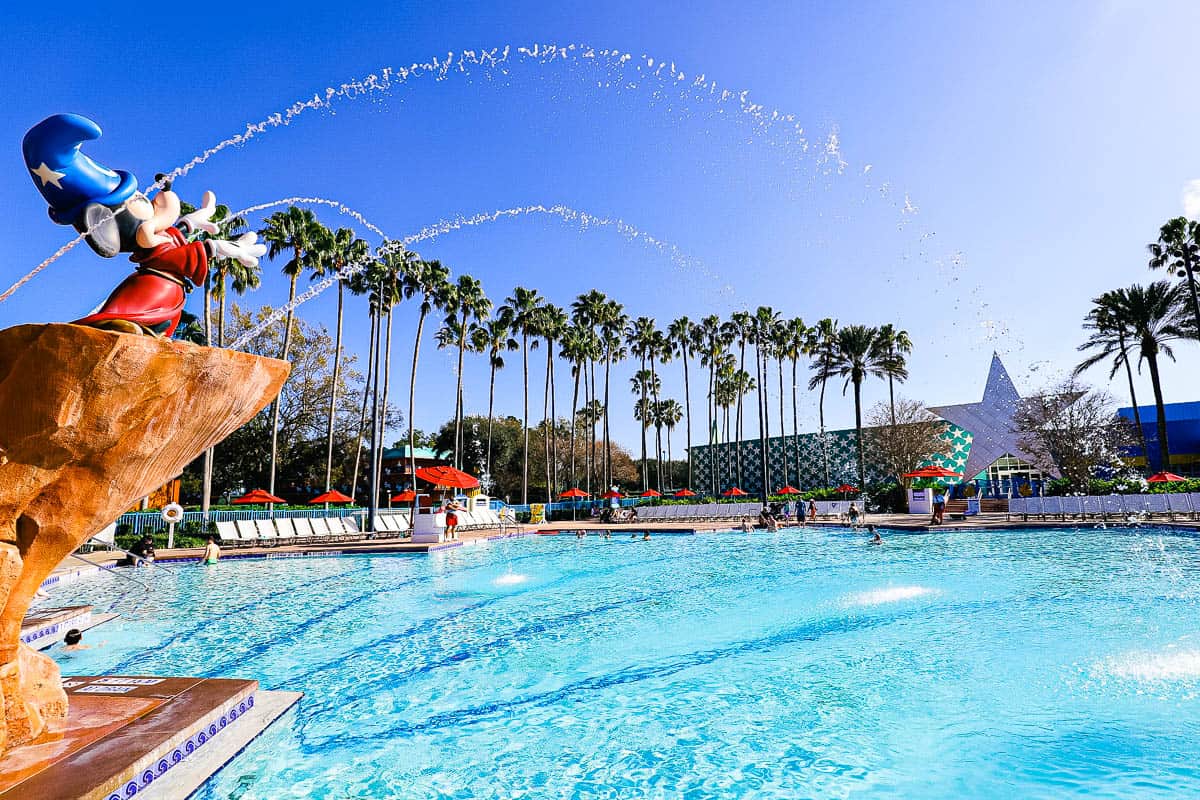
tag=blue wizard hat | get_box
[22,113,137,227]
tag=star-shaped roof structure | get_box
[927,354,1053,478]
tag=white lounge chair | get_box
[234,519,260,546]
[1040,496,1063,520]
[1139,494,1169,518]
[275,517,297,544]
[1101,495,1126,519]
[1166,492,1193,520]
[292,517,316,542]
[1007,496,1025,521]
[253,519,278,546]
[215,520,241,547]
[1081,496,1103,519]
[309,517,333,542]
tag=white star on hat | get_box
[31,162,67,190]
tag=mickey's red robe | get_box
[74,227,207,337]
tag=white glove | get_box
[209,232,267,268]
[178,190,220,236]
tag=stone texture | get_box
[0,324,288,751]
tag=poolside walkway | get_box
[50,511,1200,582]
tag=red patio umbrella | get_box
[233,488,286,505]
[601,489,622,499]
[391,489,416,503]
[641,489,662,497]
[902,466,962,479]
[309,490,353,504]
[559,488,589,498]
[674,489,697,497]
[834,484,859,495]
[776,485,801,495]
[722,487,748,497]
[1147,471,1187,483]
[415,465,479,489]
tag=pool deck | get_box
[48,512,1200,581]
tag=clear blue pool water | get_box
[43,527,1200,798]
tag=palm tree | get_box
[775,318,807,489]
[804,318,839,487]
[822,325,894,489]
[311,227,368,496]
[874,324,913,426]
[559,324,591,491]
[723,311,755,488]
[626,317,658,490]
[1089,282,1190,469]
[404,259,451,511]
[536,303,567,501]
[439,275,492,468]
[1075,291,1151,464]
[198,205,255,514]
[753,306,782,499]
[630,368,660,487]
[696,315,726,495]
[500,287,543,504]
[597,300,628,488]
[475,313,518,476]
[373,253,408,495]
[667,317,695,488]
[571,292,606,492]
[658,398,684,489]
[1148,217,1200,338]
[347,255,383,501]
[259,206,324,497]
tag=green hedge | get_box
[1043,477,1200,496]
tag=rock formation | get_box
[0,323,288,751]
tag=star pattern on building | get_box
[927,353,1042,479]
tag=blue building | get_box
[1118,401,1200,474]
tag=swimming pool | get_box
[45,527,1200,798]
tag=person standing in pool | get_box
[202,536,220,565]
[443,498,462,539]
[847,503,860,526]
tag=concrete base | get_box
[0,676,300,800]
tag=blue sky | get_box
[3,1,1199,458]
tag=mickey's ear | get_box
[80,203,120,258]
[154,173,172,192]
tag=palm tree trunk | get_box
[603,354,612,489]
[454,309,468,469]
[854,378,865,489]
[486,359,497,476]
[367,307,383,526]
[888,373,897,427]
[666,424,673,487]
[200,277,214,515]
[1118,333,1150,465]
[376,309,394,495]
[350,310,377,500]
[544,340,552,503]
[550,342,558,497]
[638,354,648,491]
[268,274,299,497]
[569,366,580,489]
[736,342,746,488]
[790,357,800,491]
[683,346,693,488]
[818,372,830,487]
[324,281,345,493]
[409,308,429,517]
[522,331,530,505]
[650,353,663,493]
[1183,257,1200,342]
[589,360,597,496]
[776,355,785,487]
[757,346,769,502]
[1145,350,1172,469]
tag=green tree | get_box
[819,324,894,489]
[667,316,696,488]
[805,318,840,487]
[500,286,543,504]
[311,227,369,497]
[404,259,451,507]
[1075,290,1151,464]
[874,324,913,427]
[1148,217,1200,340]
[473,312,518,476]
[259,206,326,496]
[439,275,492,468]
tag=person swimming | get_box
[740,516,752,533]
[867,525,883,545]
[642,532,651,541]
[63,629,90,651]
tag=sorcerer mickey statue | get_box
[22,113,266,337]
